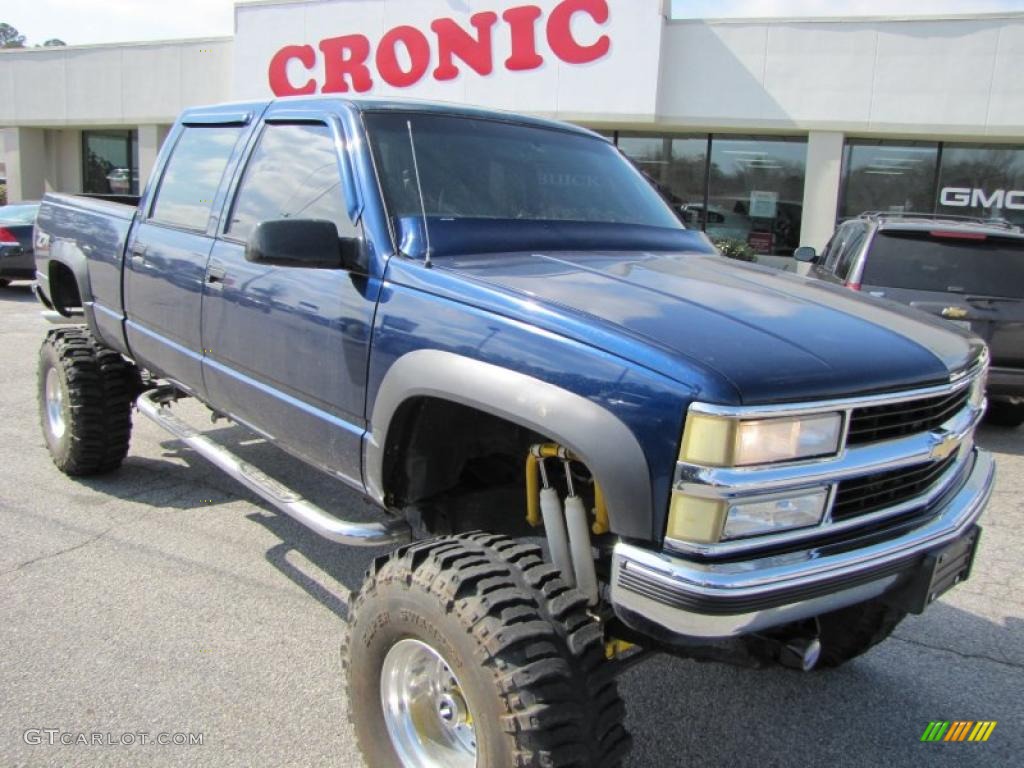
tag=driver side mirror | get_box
[246,219,365,273]
[793,246,818,264]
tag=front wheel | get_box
[343,533,631,768]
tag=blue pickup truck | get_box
[33,97,994,768]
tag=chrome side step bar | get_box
[137,389,410,547]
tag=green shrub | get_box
[712,238,757,263]
[0,183,6,207]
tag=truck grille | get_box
[846,388,969,446]
[831,454,958,522]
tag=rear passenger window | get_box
[835,226,867,280]
[151,126,244,231]
[823,224,851,272]
[227,123,356,242]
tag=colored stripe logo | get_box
[920,721,996,742]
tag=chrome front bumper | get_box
[611,448,994,640]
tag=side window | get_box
[823,224,850,272]
[151,126,244,231]
[835,225,867,280]
[227,123,357,242]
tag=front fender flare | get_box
[365,350,653,537]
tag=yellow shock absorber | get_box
[604,638,635,661]
[592,481,610,535]
[525,453,541,527]
[526,444,564,527]
[526,443,610,533]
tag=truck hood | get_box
[435,250,984,403]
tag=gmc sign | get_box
[269,0,612,96]
[941,187,1024,211]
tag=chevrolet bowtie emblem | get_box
[942,307,969,320]
[930,433,960,462]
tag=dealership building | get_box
[1,0,1023,256]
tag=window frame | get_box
[837,139,941,222]
[820,224,848,272]
[219,116,361,246]
[704,134,809,256]
[834,223,869,281]
[221,120,357,246]
[146,124,247,235]
[615,131,711,224]
[81,129,139,197]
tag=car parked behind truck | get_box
[33,97,994,768]
[797,212,1024,427]
[0,201,39,286]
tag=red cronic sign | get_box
[268,0,612,96]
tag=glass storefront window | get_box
[617,132,708,226]
[936,144,1024,227]
[707,136,807,256]
[840,140,939,219]
[83,130,139,196]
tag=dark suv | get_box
[797,212,1024,426]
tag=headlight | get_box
[680,412,843,467]
[667,488,829,544]
[721,488,829,539]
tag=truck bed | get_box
[35,192,138,354]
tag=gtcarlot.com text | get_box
[23,730,204,747]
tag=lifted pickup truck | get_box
[34,97,994,768]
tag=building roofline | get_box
[668,11,1024,25]
[0,35,233,55]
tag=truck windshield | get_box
[364,113,682,230]
[863,231,1024,299]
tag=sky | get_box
[2,0,1023,47]
[673,0,1024,18]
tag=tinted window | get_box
[151,126,243,231]
[840,141,939,218]
[706,136,806,256]
[228,123,356,241]
[936,144,1024,228]
[83,129,139,196]
[365,114,681,229]
[822,224,852,271]
[835,225,867,279]
[863,232,1024,298]
[617,133,708,225]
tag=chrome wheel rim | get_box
[44,367,66,441]
[380,638,477,768]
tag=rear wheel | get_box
[37,328,140,475]
[984,401,1024,428]
[343,533,631,768]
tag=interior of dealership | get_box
[613,134,1024,256]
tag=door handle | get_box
[129,244,147,263]
[207,263,227,284]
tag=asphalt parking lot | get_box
[0,283,1021,768]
